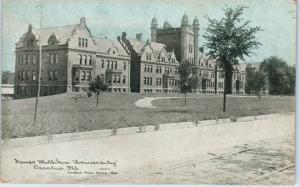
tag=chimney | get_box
[136,33,143,41]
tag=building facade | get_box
[118,32,180,93]
[149,13,246,95]
[14,17,130,99]
[14,14,247,99]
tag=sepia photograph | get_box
[0,0,296,185]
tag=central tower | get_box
[150,13,200,64]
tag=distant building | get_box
[245,62,269,95]
[2,84,14,100]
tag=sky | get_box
[1,0,296,72]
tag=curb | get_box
[1,113,280,149]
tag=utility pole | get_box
[34,0,44,123]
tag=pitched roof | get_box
[94,37,129,57]
[32,24,78,46]
[127,38,166,54]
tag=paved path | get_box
[134,95,258,109]
[0,113,295,184]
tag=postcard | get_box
[1,0,296,184]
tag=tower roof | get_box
[193,16,199,27]
[151,16,158,29]
[163,19,172,28]
[181,12,189,26]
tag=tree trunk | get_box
[223,91,226,112]
[223,64,233,112]
[96,93,99,106]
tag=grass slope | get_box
[1,93,295,139]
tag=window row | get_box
[167,79,179,87]
[218,82,224,89]
[107,74,126,84]
[146,53,152,61]
[17,54,37,65]
[78,54,92,66]
[17,53,59,65]
[144,65,178,74]
[101,60,126,70]
[50,53,59,64]
[16,86,61,96]
[200,61,212,68]
[74,70,92,81]
[78,38,88,47]
[206,81,215,88]
[188,57,194,63]
[17,70,59,81]
[144,64,153,73]
[144,77,153,85]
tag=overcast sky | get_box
[2,0,296,72]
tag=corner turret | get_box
[181,12,189,27]
[151,15,158,42]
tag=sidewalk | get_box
[0,113,295,184]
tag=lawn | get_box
[1,93,295,139]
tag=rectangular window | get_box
[122,75,126,84]
[101,60,104,68]
[85,39,88,47]
[110,61,114,69]
[50,54,54,64]
[113,75,116,83]
[86,71,91,81]
[32,54,36,64]
[115,61,117,69]
[78,38,82,47]
[117,75,120,83]
[54,71,58,80]
[123,62,126,70]
[32,71,36,81]
[107,60,110,68]
[78,54,82,65]
[88,56,92,65]
[144,77,147,85]
[75,71,79,81]
[83,55,87,65]
[55,54,59,63]
[23,55,26,64]
[144,65,147,72]
[49,71,53,81]
[81,71,85,81]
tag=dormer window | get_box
[79,38,88,47]
[146,53,152,61]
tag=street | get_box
[0,113,295,184]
